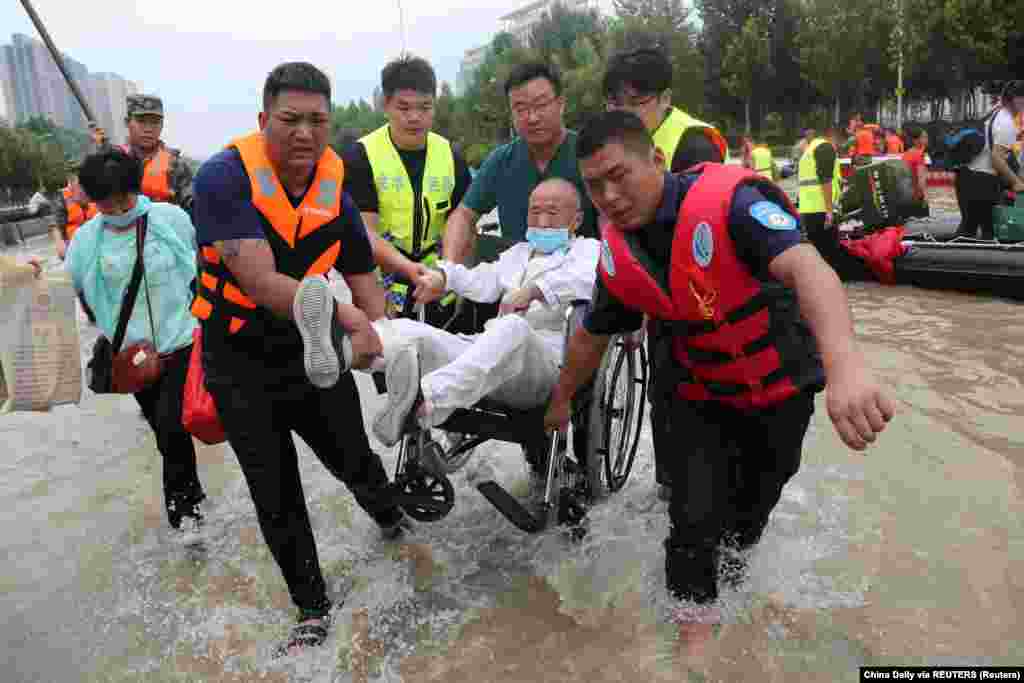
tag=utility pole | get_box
[397,0,407,57]
[895,0,904,131]
[17,0,95,125]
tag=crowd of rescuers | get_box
[32,48,895,659]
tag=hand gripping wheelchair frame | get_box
[375,234,649,534]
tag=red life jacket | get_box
[598,163,822,411]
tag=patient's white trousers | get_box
[372,316,561,416]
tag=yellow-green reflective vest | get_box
[652,107,730,171]
[360,124,455,260]
[751,145,774,179]
[798,138,841,214]
[360,125,456,309]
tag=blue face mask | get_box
[526,227,571,254]
[102,195,150,229]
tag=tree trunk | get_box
[834,95,840,126]
[745,99,751,135]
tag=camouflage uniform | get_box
[124,94,195,213]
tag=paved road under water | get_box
[2,236,1022,682]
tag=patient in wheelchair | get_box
[366,178,600,449]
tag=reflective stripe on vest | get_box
[597,163,818,410]
[751,146,773,178]
[141,148,173,202]
[652,107,729,170]
[359,125,455,257]
[190,132,345,335]
[798,138,841,214]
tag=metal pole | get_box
[397,0,407,56]
[17,0,95,124]
[896,0,904,131]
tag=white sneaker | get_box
[294,275,352,389]
[176,514,205,547]
[372,345,421,447]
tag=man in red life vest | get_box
[543,112,894,653]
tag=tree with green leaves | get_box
[721,15,773,134]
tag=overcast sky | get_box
[2,0,527,159]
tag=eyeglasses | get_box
[510,96,559,119]
[605,93,659,109]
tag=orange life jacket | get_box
[885,134,904,154]
[191,133,345,337]
[141,147,174,202]
[62,187,98,240]
[855,128,876,156]
[597,164,822,411]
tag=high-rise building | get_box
[0,47,13,123]
[1,33,138,140]
[456,45,489,96]
[87,73,138,144]
[499,0,613,46]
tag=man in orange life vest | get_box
[120,95,194,214]
[49,161,97,261]
[190,62,408,657]
[543,112,894,648]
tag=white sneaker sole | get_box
[372,346,421,447]
[176,521,205,547]
[294,276,342,389]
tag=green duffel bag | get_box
[994,196,1024,242]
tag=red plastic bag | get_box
[840,226,907,285]
[181,328,226,445]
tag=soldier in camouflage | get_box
[122,94,194,214]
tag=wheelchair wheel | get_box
[583,336,648,500]
[394,461,456,522]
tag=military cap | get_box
[126,94,164,118]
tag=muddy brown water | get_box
[2,238,1022,682]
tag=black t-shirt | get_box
[342,138,473,216]
[814,142,838,182]
[670,127,724,173]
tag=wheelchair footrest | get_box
[476,481,549,533]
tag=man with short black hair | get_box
[191,61,407,657]
[799,126,842,258]
[545,111,893,655]
[121,95,194,213]
[601,45,729,501]
[956,80,1024,239]
[442,62,599,265]
[602,46,727,172]
[342,55,473,327]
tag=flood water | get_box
[2,234,1022,682]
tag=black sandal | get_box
[272,614,332,658]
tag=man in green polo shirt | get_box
[442,62,599,265]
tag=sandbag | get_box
[0,256,82,413]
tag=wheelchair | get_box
[376,231,649,534]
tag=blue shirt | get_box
[462,130,599,242]
[66,196,198,354]
[585,172,804,336]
